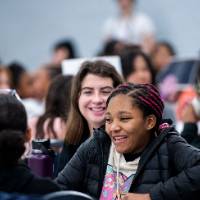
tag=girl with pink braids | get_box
[56,83,200,200]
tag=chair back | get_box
[43,190,95,200]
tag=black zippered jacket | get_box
[55,126,200,200]
[0,162,60,195]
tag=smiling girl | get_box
[55,60,123,175]
[56,83,200,200]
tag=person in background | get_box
[120,48,176,122]
[102,0,156,54]
[181,61,200,148]
[120,48,155,84]
[8,62,34,99]
[181,98,200,149]
[174,60,200,131]
[56,83,200,200]
[51,39,78,66]
[32,65,61,102]
[152,41,176,74]
[98,39,126,56]
[55,60,123,176]
[23,65,61,119]
[0,65,12,89]
[30,75,73,142]
[0,93,60,194]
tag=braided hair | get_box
[106,83,164,131]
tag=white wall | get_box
[0,0,199,69]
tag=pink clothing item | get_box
[100,143,139,200]
[100,165,134,200]
[29,117,66,140]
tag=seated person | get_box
[181,77,200,148]
[0,92,60,195]
[55,60,123,175]
[56,83,200,200]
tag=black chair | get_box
[43,191,95,200]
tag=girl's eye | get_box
[82,91,92,95]
[101,90,112,95]
[120,117,131,122]
[105,118,112,124]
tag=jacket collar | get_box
[130,126,177,189]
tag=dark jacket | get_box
[181,122,200,148]
[55,126,200,200]
[54,130,90,176]
[0,162,60,195]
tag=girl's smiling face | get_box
[105,94,154,154]
[78,74,113,130]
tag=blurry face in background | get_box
[32,68,50,100]
[18,73,34,99]
[0,70,11,89]
[127,55,152,84]
[118,0,134,12]
[52,48,70,65]
[153,45,173,72]
[78,74,113,131]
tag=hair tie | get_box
[159,122,170,130]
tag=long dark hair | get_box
[36,75,73,139]
[64,60,123,145]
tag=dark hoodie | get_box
[0,162,60,195]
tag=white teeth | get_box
[114,136,124,140]
[113,136,127,141]
[91,107,104,111]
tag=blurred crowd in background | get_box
[0,0,199,133]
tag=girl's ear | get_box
[25,128,32,142]
[145,114,157,130]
